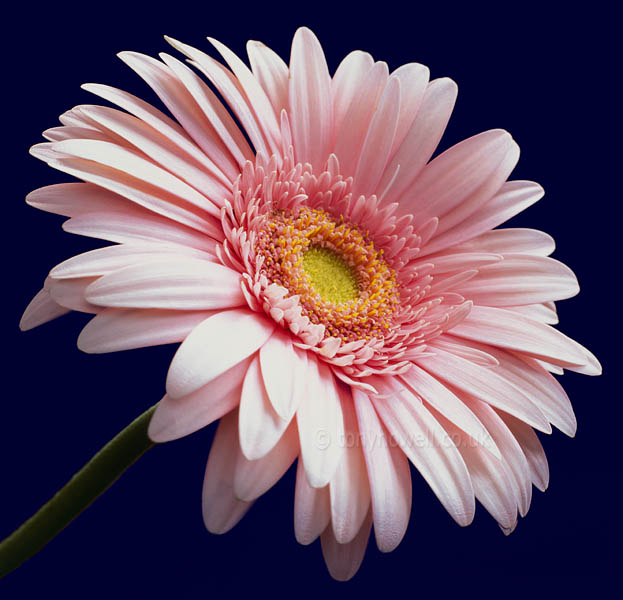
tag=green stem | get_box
[0,404,157,578]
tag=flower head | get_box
[22,27,600,581]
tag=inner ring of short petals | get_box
[257,207,401,342]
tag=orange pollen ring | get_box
[256,207,401,342]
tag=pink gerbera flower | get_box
[21,27,600,580]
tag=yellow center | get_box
[301,246,359,304]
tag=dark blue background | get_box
[2,1,617,596]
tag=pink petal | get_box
[561,336,602,376]
[465,342,577,436]
[77,104,232,203]
[117,51,238,181]
[434,409,517,530]
[47,277,98,313]
[84,257,244,310]
[504,303,558,325]
[239,355,291,460]
[351,75,401,199]
[329,388,371,544]
[416,347,552,433]
[78,307,214,353]
[233,420,299,501]
[332,368,379,394]
[58,107,100,130]
[40,154,220,236]
[63,209,219,252]
[148,357,250,442]
[420,180,544,256]
[427,270,478,295]
[166,309,275,398]
[164,38,275,159]
[81,82,224,175]
[372,377,476,526]
[259,328,303,420]
[30,142,63,162]
[331,50,374,138]
[387,62,430,157]
[50,243,215,280]
[435,142,520,234]
[429,335,500,367]
[208,37,282,151]
[458,255,579,306]
[412,251,502,275]
[26,182,130,218]
[448,228,555,257]
[247,40,289,115]
[296,356,345,488]
[43,125,115,143]
[289,27,333,171]
[538,360,564,375]
[294,458,330,545]
[353,389,411,552]
[332,61,388,177]
[158,52,254,169]
[320,509,372,582]
[465,399,532,517]
[401,365,501,458]
[50,138,220,219]
[403,129,518,227]
[20,287,70,331]
[498,412,549,492]
[202,410,253,534]
[450,305,588,368]
[379,77,457,203]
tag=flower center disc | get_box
[257,206,401,342]
[301,246,359,304]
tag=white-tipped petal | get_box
[234,420,299,501]
[166,309,275,398]
[148,357,251,443]
[329,389,371,544]
[84,257,244,311]
[259,328,300,420]
[239,355,291,460]
[78,307,214,354]
[296,356,345,488]
[294,459,330,545]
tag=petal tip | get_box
[146,415,166,443]
[18,317,33,332]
